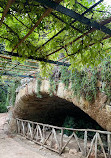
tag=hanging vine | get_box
[48,76,57,97]
[7,80,20,106]
[58,56,110,102]
[36,74,42,98]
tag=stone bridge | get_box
[10,78,111,131]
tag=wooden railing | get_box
[16,118,111,158]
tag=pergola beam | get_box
[0,0,15,27]
[58,35,110,61]
[35,0,105,52]
[0,0,110,70]
[0,52,70,67]
[47,16,111,57]
[12,0,63,52]
[35,0,111,36]
[44,7,83,33]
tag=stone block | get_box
[106,105,111,113]
[101,95,107,104]
[89,154,95,158]
[69,149,77,154]
[64,147,70,153]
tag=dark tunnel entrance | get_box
[15,93,103,131]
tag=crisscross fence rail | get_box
[16,118,111,158]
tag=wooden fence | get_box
[16,118,111,158]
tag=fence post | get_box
[107,134,111,158]
[42,125,45,143]
[22,121,25,136]
[95,132,98,158]
[16,119,18,133]
[84,130,87,156]
[59,128,63,155]
[16,119,20,134]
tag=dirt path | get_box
[0,113,61,158]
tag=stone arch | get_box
[11,79,111,131]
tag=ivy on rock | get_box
[47,56,111,103]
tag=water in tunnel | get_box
[14,93,103,131]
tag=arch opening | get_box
[14,92,103,131]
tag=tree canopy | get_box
[0,0,111,75]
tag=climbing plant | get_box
[48,76,57,96]
[0,85,7,112]
[0,0,110,71]
[6,80,20,106]
[36,74,42,98]
[60,66,70,89]
[99,57,111,103]
[51,56,111,103]
[60,66,98,102]
[33,54,111,103]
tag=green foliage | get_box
[59,57,111,102]
[0,103,7,113]
[79,69,97,102]
[49,76,57,97]
[9,83,16,106]
[0,0,110,69]
[62,116,102,139]
[62,116,74,136]
[60,66,98,102]
[39,56,111,103]
[36,75,42,98]
[70,69,83,97]
[60,66,70,89]
[0,85,7,113]
[6,80,20,106]
[100,58,111,102]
